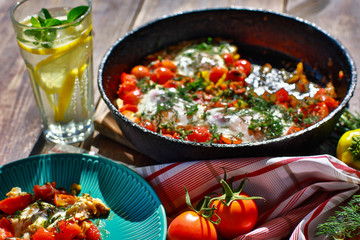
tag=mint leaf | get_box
[38,8,52,26]
[44,18,63,27]
[67,6,88,23]
[30,17,41,27]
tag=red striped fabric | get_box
[136,155,360,240]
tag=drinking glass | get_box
[11,0,94,144]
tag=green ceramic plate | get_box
[0,153,167,239]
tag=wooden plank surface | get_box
[1,0,359,166]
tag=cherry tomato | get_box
[187,126,212,143]
[286,126,302,135]
[54,194,77,207]
[210,192,258,239]
[33,182,67,203]
[209,66,227,83]
[0,194,32,214]
[0,217,14,239]
[130,65,150,79]
[122,89,142,105]
[151,67,175,84]
[219,135,242,144]
[313,102,329,120]
[152,59,177,72]
[32,227,55,240]
[55,220,82,240]
[120,72,137,84]
[167,211,217,240]
[226,69,245,82]
[117,81,138,98]
[119,104,138,113]
[222,53,234,67]
[234,59,252,76]
[85,222,101,240]
[275,88,289,102]
[163,80,177,88]
[139,120,155,132]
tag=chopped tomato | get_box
[151,67,175,84]
[0,217,14,239]
[187,126,212,143]
[209,66,227,83]
[122,110,140,122]
[54,194,77,207]
[130,65,150,80]
[33,227,55,240]
[229,81,246,94]
[122,89,142,105]
[0,194,32,214]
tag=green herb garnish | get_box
[316,195,360,239]
[23,6,89,48]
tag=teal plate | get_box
[0,153,167,240]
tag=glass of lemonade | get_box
[11,0,94,144]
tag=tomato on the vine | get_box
[167,211,218,240]
[209,177,263,239]
[167,188,218,240]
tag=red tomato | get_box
[313,102,329,120]
[287,126,302,134]
[85,222,101,240]
[222,53,234,67]
[152,59,177,72]
[234,59,252,76]
[167,211,217,240]
[139,120,155,132]
[120,72,137,84]
[210,192,258,239]
[33,182,67,203]
[0,217,14,239]
[130,65,150,79]
[54,194,77,207]
[163,80,177,88]
[209,66,227,83]
[0,194,32,214]
[55,221,82,240]
[117,81,138,98]
[122,89,142,105]
[151,67,175,84]
[33,227,55,240]
[219,135,242,144]
[119,104,138,113]
[187,126,212,143]
[275,88,289,103]
[226,69,245,82]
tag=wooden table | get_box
[1,0,359,166]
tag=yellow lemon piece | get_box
[54,68,78,122]
[33,35,92,94]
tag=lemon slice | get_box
[17,25,92,56]
[33,35,92,94]
[54,68,78,122]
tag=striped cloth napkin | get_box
[135,154,360,240]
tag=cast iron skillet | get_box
[98,8,357,163]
